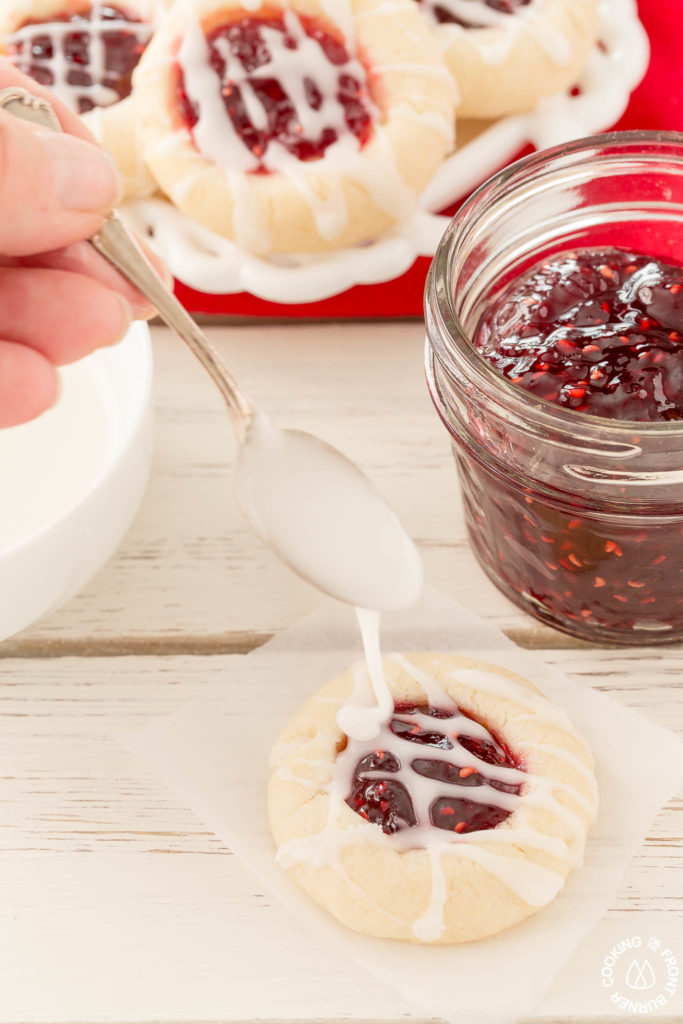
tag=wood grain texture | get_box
[8,324,592,655]
[1,649,681,1023]
[1,324,682,1024]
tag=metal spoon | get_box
[0,87,254,442]
[0,86,423,610]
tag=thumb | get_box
[0,108,121,257]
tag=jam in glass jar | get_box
[425,132,683,644]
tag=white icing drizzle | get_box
[340,127,417,223]
[413,847,448,941]
[528,740,600,798]
[316,0,355,52]
[155,127,193,157]
[7,1,152,111]
[177,14,256,173]
[428,0,573,67]
[388,651,454,707]
[177,6,370,174]
[273,766,321,788]
[276,639,598,942]
[274,146,350,242]
[336,609,393,741]
[226,167,272,253]
[85,98,156,197]
[124,0,647,291]
[159,35,274,254]
[171,1,424,248]
[445,842,566,905]
[170,166,211,206]
[432,0,536,28]
[393,102,457,143]
[448,667,582,736]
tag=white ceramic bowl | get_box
[0,321,153,641]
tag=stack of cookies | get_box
[0,0,600,254]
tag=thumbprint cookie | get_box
[0,0,160,113]
[269,652,598,943]
[132,0,457,254]
[0,0,164,197]
[85,94,155,198]
[421,0,600,119]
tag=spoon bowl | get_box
[236,412,423,610]
[0,87,423,612]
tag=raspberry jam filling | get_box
[427,0,533,28]
[347,702,523,835]
[7,4,151,113]
[457,247,683,641]
[475,250,683,422]
[176,13,373,168]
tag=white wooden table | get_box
[2,323,681,1024]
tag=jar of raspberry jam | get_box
[425,132,683,644]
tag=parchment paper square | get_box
[124,588,683,1024]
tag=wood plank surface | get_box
[6,324,578,657]
[2,325,681,1024]
[1,649,681,1023]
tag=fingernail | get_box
[38,131,122,211]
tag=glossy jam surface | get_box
[347,702,522,835]
[176,14,373,167]
[8,4,150,113]
[458,247,683,643]
[429,0,532,28]
[476,250,683,422]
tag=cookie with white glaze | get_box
[423,0,600,119]
[133,0,456,254]
[0,0,163,114]
[85,94,156,198]
[269,652,598,943]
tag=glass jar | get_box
[425,131,683,645]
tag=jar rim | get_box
[425,129,683,440]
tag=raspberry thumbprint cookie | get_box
[133,0,456,254]
[422,0,600,119]
[0,0,163,196]
[0,0,158,112]
[269,652,598,943]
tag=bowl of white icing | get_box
[0,321,153,642]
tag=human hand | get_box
[0,61,166,428]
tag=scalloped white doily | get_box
[120,0,649,304]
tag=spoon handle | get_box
[91,214,253,440]
[0,86,254,442]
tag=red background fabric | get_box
[175,0,681,319]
